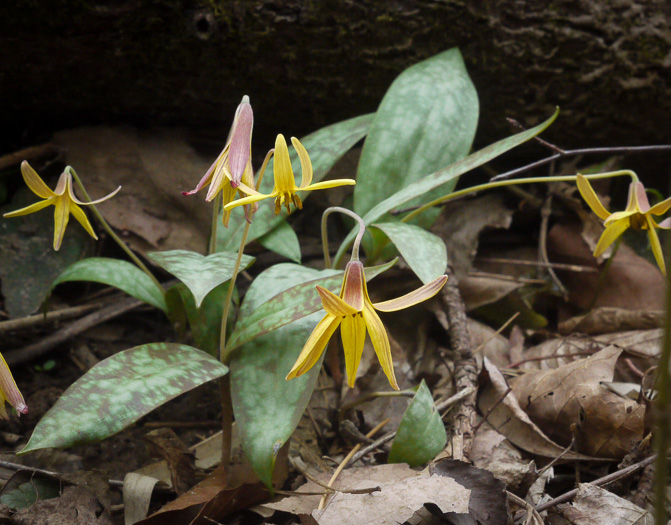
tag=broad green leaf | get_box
[20,343,228,453]
[388,380,446,467]
[226,259,397,351]
[257,221,301,263]
[147,250,253,308]
[166,282,232,356]
[51,257,167,312]
[355,48,479,219]
[0,187,89,318]
[0,479,60,509]
[217,113,374,253]
[334,108,560,266]
[230,264,330,489]
[371,222,447,284]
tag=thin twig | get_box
[539,194,568,300]
[472,386,511,435]
[476,257,598,273]
[535,455,656,513]
[289,457,380,495]
[491,145,671,182]
[4,297,143,366]
[472,313,520,355]
[0,303,103,333]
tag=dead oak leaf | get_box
[512,346,644,458]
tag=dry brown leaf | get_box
[431,193,513,280]
[552,483,652,524]
[512,346,645,458]
[559,307,664,335]
[144,428,195,495]
[468,318,510,369]
[547,221,665,311]
[459,274,524,311]
[478,358,595,461]
[123,473,161,525]
[12,485,113,525]
[54,127,212,255]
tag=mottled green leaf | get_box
[20,343,228,453]
[0,187,89,318]
[166,282,232,356]
[216,114,373,253]
[51,257,167,312]
[230,264,329,489]
[226,259,397,351]
[147,250,253,308]
[371,222,447,284]
[0,478,59,509]
[388,380,446,467]
[257,221,301,263]
[355,48,479,219]
[334,109,559,265]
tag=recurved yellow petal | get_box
[3,198,54,218]
[21,161,56,199]
[362,301,398,390]
[273,135,296,192]
[374,275,447,312]
[316,286,359,316]
[286,314,340,380]
[293,137,313,189]
[341,313,366,387]
[593,218,630,257]
[576,174,611,220]
[646,215,666,276]
[69,203,98,240]
[649,196,671,216]
[53,196,71,251]
[0,353,27,419]
[224,191,275,210]
[302,180,356,192]
[604,209,636,225]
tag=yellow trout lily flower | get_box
[182,96,257,226]
[4,162,120,251]
[286,260,447,390]
[224,134,356,215]
[577,174,671,275]
[0,353,27,420]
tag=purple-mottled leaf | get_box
[20,343,228,453]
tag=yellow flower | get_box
[286,260,447,390]
[577,174,671,275]
[0,353,27,420]
[182,96,257,227]
[224,134,356,215]
[4,162,120,251]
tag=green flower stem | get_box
[654,232,671,524]
[68,168,163,292]
[401,170,638,224]
[208,194,222,255]
[321,206,366,268]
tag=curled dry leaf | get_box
[511,346,645,458]
[558,306,664,335]
[478,358,595,461]
[553,483,652,524]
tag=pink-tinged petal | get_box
[649,196,671,216]
[292,137,313,189]
[67,176,121,205]
[633,182,651,212]
[657,217,671,229]
[273,135,296,193]
[53,171,68,196]
[362,301,399,390]
[3,198,54,218]
[205,162,230,202]
[646,215,666,276]
[0,353,27,418]
[300,179,356,192]
[182,146,227,197]
[286,314,340,380]
[317,286,359,316]
[374,275,448,312]
[228,100,253,184]
[52,196,70,251]
[341,313,366,388]
[593,218,630,257]
[21,161,56,199]
[340,261,365,311]
[223,191,274,211]
[576,175,611,220]
[623,181,637,213]
[69,203,98,240]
